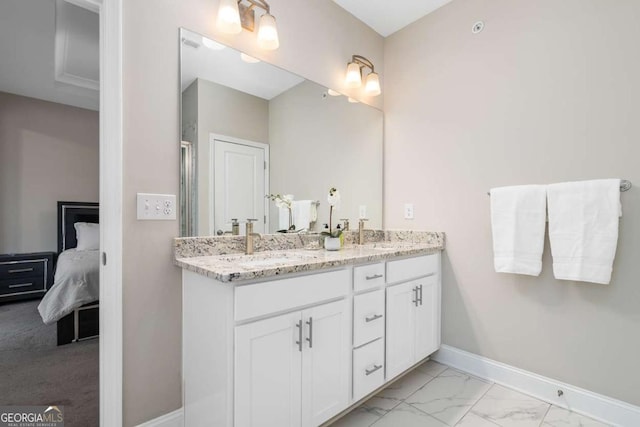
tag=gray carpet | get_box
[0,299,98,426]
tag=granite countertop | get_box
[175,231,445,283]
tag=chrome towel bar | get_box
[487,179,632,196]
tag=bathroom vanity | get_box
[175,231,444,427]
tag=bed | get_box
[37,201,99,345]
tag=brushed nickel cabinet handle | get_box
[8,268,34,274]
[365,364,383,376]
[9,283,33,288]
[365,314,383,323]
[365,274,383,280]
[306,317,313,348]
[412,286,418,306]
[418,284,423,306]
[295,320,303,352]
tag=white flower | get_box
[274,194,293,209]
[327,188,340,208]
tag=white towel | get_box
[278,207,291,230]
[292,200,313,230]
[490,185,547,276]
[547,179,621,284]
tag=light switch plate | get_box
[137,193,177,220]
[404,203,414,220]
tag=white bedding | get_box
[38,249,100,324]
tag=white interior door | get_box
[212,135,268,235]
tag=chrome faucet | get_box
[358,218,369,245]
[245,219,259,255]
[340,218,350,231]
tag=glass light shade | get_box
[364,72,381,96]
[345,62,362,88]
[327,89,341,96]
[257,13,280,50]
[216,0,242,34]
[240,52,260,63]
[347,97,359,103]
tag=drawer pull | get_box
[365,274,383,280]
[365,364,383,376]
[417,284,423,306]
[8,268,34,274]
[9,283,33,288]
[365,314,383,323]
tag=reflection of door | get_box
[211,134,268,235]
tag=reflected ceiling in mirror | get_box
[179,28,383,237]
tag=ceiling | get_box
[0,0,99,111]
[332,0,454,37]
[181,29,304,100]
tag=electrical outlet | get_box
[137,193,177,220]
[359,205,367,219]
[404,203,414,220]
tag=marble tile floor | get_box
[329,360,610,427]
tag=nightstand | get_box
[0,252,55,303]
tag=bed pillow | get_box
[74,222,100,251]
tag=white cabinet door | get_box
[235,312,302,427]
[301,299,350,427]
[414,274,440,361]
[386,281,418,380]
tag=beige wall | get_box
[123,0,383,424]
[269,80,383,232]
[193,78,269,235]
[0,91,98,254]
[384,0,640,406]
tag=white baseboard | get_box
[432,345,640,427]
[135,408,183,427]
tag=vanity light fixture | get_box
[216,0,280,50]
[344,55,381,96]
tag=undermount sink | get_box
[238,257,302,268]
[218,251,322,268]
[362,242,416,251]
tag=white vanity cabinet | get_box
[181,250,441,427]
[385,254,441,380]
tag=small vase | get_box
[324,236,341,251]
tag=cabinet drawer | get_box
[386,254,439,284]
[0,277,46,296]
[353,262,385,292]
[353,339,385,401]
[0,260,45,279]
[353,289,385,347]
[235,269,350,321]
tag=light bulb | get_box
[364,72,381,96]
[344,62,362,88]
[257,13,280,50]
[240,52,260,63]
[216,0,242,34]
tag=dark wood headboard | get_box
[57,201,99,253]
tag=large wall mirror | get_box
[179,28,383,237]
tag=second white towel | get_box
[547,179,621,285]
[490,185,547,276]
